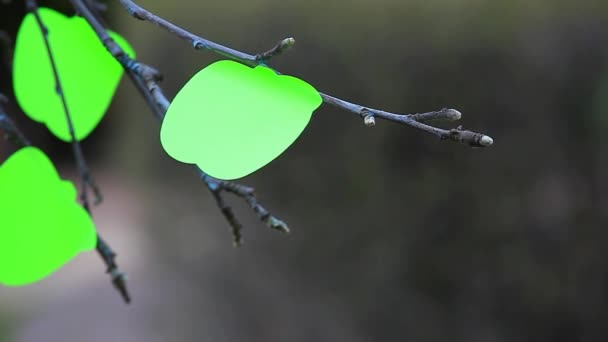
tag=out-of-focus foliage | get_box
[1,0,608,341]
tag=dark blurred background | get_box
[1,0,608,341]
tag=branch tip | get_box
[96,235,130,304]
[280,37,296,49]
[479,135,494,147]
[110,269,131,304]
[363,114,376,127]
[443,108,462,121]
[444,127,494,147]
[266,216,290,233]
[256,37,296,62]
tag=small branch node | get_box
[359,108,376,126]
[140,64,163,82]
[125,5,145,20]
[193,40,205,50]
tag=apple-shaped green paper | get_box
[0,147,97,286]
[160,60,323,180]
[12,7,135,142]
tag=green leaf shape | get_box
[12,7,135,142]
[0,147,97,286]
[160,60,323,180]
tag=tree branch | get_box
[25,0,103,206]
[116,0,493,147]
[71,0,289,245]
[0,93,130,303]
[322,95,494,147]
[4,2,128,300]
[200,171,289,246]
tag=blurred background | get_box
[1,0,608,341]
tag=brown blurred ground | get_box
[2,0,608,341]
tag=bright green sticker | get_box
[0,147,96,286]
[160,60,323,180]
[12,7,135,142]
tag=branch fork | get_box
[2,0,494,303]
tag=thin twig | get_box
[25,0,103,206]
[323,95,494,147]
[24,1,129,303]
[255,37,295,63]
[96,235,131,303]
[200,171,289,246]
[0,94,130,303]
[72,0,289,245]
[117,0,493,147]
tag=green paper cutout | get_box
[160,60,323,180]
[12,7,135,142]
[0,147,97,286]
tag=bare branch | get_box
[0,94,130,304]
[72,0,289,244]
[323,95,493,147]
[25,0,103,206]
[200,171,289,246]
[118,0,256,64]
[206,181,244,246]
[116,0,493,147]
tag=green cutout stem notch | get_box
[160,60,323,180]
[0,147,97,286]
[12,7,135,142]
